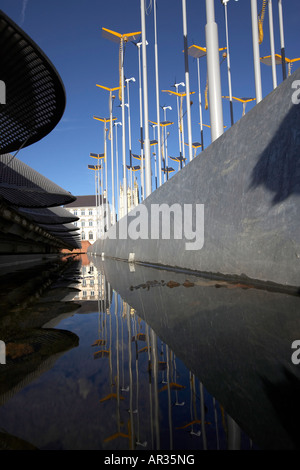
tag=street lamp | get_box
[140,0,152,198]
[220,0,235,126]
[96,85,120,224]
[169,155,186,171]
[182,0,193,162]
[153,0,162,187]
[187,46,206,150]
[222,96,255,117]
[162,88,195,165]
[102,27,141,214]
[260,54,300,77]
[250,0,263,103]
[89,152,105,237]
[133,40,147,200]
[125,77,136,211]
[149,119,174,183]
[162,105,172,176]
[88,163,102,239]
[114,121,122,220]
[278,0,287,80]
[205,0,224,141]
[93,116,117,231]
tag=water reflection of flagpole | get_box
[173,353,185,407]
[213,396,220,450]
[200,382,207,450]
[146,324,154,449]
[133,315,147,447]
[164,345,173,450]
[126,305,135,449]
[150,329,160,450]
[121,301,129,393]
[227,414,241,450]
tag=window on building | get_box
[81,210,85,216]
[89,209,93,215]
[89,220,93,227]
[89,232,93,240]
[74,210,77,216]
[81,232,86,240]
[81,221,85,227]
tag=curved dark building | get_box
[0,10,80,256]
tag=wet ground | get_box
[0,253,299,451]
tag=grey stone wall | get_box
[89,69,300,288]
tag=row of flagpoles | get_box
[89,0,295,237]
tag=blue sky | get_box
[1,0,299,202]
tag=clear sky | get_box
[1,0,299,203]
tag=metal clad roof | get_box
[0,10,66,154]
[15,206,79,225]
[0,153,76,207]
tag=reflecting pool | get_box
[0,254,299,451]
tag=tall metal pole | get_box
[120,38,128,215]
[154,0,162,186]
[100,164,104,236]
[104,122,109,231]
[223,0,234,126]
[163,106,172,176]
[141,0,152,197]
[268,0,277,89]
[126,77,135,210]
[114,121,121,220]
[250,0,263,103]
[109,91,115,223]
[137,42,145,201]
[182,0,193,161]
[205,0,224,142]
[278,0,287,80]
[196,58,204,150]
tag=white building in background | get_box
[64,183,139,242]
[64,194,110,243]
[119,181,140,219]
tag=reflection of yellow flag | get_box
[104,432,128,443]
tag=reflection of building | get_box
[74,262,100,301]
[119,182,139,218]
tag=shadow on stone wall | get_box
[249,104,300,204]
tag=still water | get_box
[0,254,299,451]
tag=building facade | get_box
[64,194,107,244]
